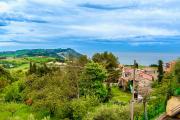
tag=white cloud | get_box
[65,24,179,39]
[0,42,19,46]
[29,0,66,6]
[0,2,10,12]
[0,0,180,45]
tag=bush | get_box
[4,81,23,102]
[70,96,99,120]
[84,104,130,120]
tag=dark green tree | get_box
[157,60,164,83]
[28,62,37,74]
[79,62,108,102]
[92,52,120,83]
[174,59,180,83]
[25,69,78,117]
[77,55,89,67]
[0,66,14,89]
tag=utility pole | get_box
[131,60,136,120]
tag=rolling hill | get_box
[0,48,82,60]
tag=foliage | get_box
[0,66,15,90]
[149,64,158,67]
[92,52,120,83]
[85,104,130,120]
[1,52,179,120]
[111,86,131,104]
[75,55,89,67]
[27,62,52,76]
[0,48,82,61]
[174,59,180,83]
[157,60,164,83]
[0,102,32,120]
[0,58,28,68]
[25,69,78,117]
[79,62,108,102]
[25,57,55,63]
[70,96,99,120]
[27,114,50,120]
[4,81,24,102]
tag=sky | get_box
[0,0,180,65]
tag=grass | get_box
[24,57,55,63]
[0,102,32,120]
[0,57,56,71]
[111,86,131,103]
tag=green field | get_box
[111,86,131,103]
[0,57,56,70]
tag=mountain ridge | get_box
[0,48,82,60]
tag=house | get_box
[118,66,157,95]
[165,61,176,73]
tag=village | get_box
[118,61,176,101]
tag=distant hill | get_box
[0,48,82,60]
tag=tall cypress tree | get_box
[29,62,33,74]
[158,60,164,83]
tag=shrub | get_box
[70,96,99,120]
[85,104,130,120]
[4,81,23,102]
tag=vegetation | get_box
[92,52,120,83]
[0,50,179,120]
[0,48,82,62]
[157,60,164,83]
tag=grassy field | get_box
[0,57,56,70]
[111,86,131,103]
[24,57,55,63]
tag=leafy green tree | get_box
[79,62,108,102]
[28,62,37,74]
[76,55,89,67]
[28,62,52,76]
[157,60,164,83]
[174,59,180,83]
[25,69,78,117]
[65,55,90,98]
[92,52,120,83]
[0,66,14,89]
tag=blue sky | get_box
[0,0,180,64]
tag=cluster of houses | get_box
[118,61,176,100]
[118,66,157,95]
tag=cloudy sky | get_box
[0,0,179,64]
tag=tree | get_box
[149,64,158,67]
[157,60,164,83]
[174,59,180,83]
[0,66,14,89]
[65,55,89,99]
[76,55,89,67]
[141,87,150,120]
[25,69,78,117]
[70,96,99,120]
[79,62,108,101]
[92,52,120,83]
[28,62,37,74]
[4,82,22,102]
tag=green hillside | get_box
[0,48,82,60]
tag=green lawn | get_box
[111,86,131,103]
[0,102,31,120]
[24,57,55,63]
[0,57,56,71]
